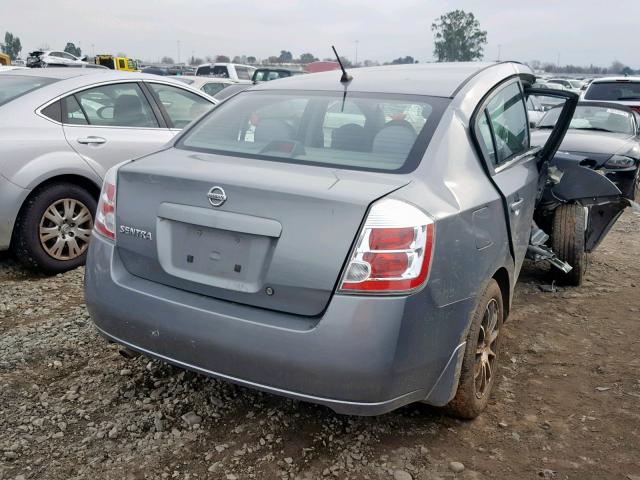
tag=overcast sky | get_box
[3,0,638,66]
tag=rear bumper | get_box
[85,234,475,415]
[0,174,29,251]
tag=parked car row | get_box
[1,62,637,419]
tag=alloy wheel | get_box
[39,198,93,261]
[474,298,500,399]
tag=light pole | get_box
[177,40,181,64]
[355,40,359,66]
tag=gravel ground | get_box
[1,212,639,480]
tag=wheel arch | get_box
[11,174,101,245]
[492,266,511,321]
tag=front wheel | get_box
[446,279,504,419]
[12,183,96,274]
[551,204,587,286]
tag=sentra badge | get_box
[119,225,153,240]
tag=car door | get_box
[61,81,173,178]
[474,80,540,277]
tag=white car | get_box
[547,78,582,94]
[582,76,640,114]
[194,62,255,82]
[173,76,237,97]
[27,50,89,68]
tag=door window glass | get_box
[476,111,496,164]
[63,95,89,125]
[212,66,229,78]
[485,83,528,164]
[235,66,251,80]
[149,83,213,128]
[73,83,158,127]
[201,82,227,96]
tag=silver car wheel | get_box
[474,298,499,399]
[39,198,93,261]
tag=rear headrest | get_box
[254,118,295,143]
[372,121,417,157]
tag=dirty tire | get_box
[446,279,504,420]
[12,183,96,274]
[551,204,586,286]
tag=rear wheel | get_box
[551,204,586,286]
[447,279,504,419]
[12,183,96,274]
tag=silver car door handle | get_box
[77,136,107,145]
[510,198,524,212]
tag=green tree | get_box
[431,10,487,62]
[391,56,417,65]
[299,53,317,64]
[2,31,22,60]
[278,50,293,63]
[246,56,257,64]
[216,54,230,63]
[64,42,81,57]
[160,56,174,64]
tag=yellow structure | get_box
[94,55,138,72]
[0,53,11,66]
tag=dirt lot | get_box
[1,212,639,480]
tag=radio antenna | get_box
[332,45,352,83]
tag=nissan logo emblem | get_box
[207,186,227,207]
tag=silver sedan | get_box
[0,68,217,273]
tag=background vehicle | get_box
[527,95,546,127]
[0,69,216,273]
[252,68,302,83]
[95,55,139,72]
[532,101,640,285]
[173,75,236,97]
[26,50,88,68]
[210,82,251,101]
[85,62,579,419]
[547,78,583,93]
[304,61,341,73]
[195,62,255,81]
[583,77,640,114]
[141,66,169,76]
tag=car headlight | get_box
[604,155,636,170]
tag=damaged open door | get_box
[527,88,639,285]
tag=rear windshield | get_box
[585,81,640,101]
[0,75,55,106]
[178,90,448,173]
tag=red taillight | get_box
[94,168,117,240]
[369,227,415,250]
[339,199,435,294]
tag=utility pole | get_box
[177,40,181,64]
[355,40,359,66]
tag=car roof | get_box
[591,76,640,83]
[250,62,531,98]
[0,68,102,80]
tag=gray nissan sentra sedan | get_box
[85,62,575,418]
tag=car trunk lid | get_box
[115,149,408,316]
